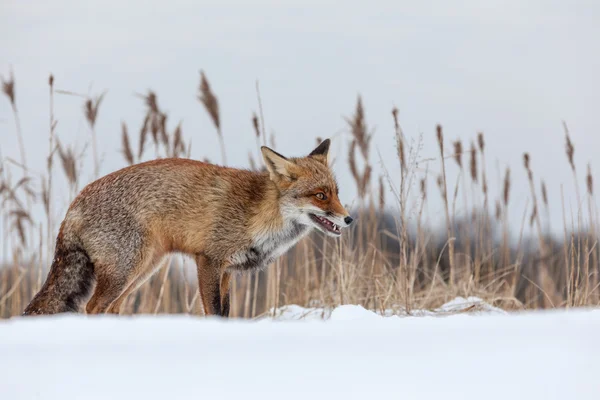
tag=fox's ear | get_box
[261,146,296,181]
[308,139,331,164]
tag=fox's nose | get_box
[344,216,354,226]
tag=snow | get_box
[268,296,507,320]
[1,299,599,400]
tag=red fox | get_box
[24,139,353,317]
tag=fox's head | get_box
[261,139,353,237]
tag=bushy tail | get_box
[23,238,95,316]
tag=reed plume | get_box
[121,122,134,165]
[469,142,477,183]
[84,92,105,177]
[587,164,593,196]
[198,71,226,165]
[1,70,27,171]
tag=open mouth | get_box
[309,214,341,236]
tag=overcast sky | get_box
[1,0,599,236]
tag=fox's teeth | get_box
[312,214,342,233]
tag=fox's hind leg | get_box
[86,245,161,314]
[85,229,163,314]
[106,251,165,314]
[105,271,150,314]
[85,267,129,314]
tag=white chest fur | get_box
[229,222,310,271]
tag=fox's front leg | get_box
[195,254,227,317]
[220,271,231,317]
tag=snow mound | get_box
[329,304,382,321]
[270,296,506,320]
[436,296,506,314]
[266,304,333,321]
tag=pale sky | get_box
[1,0,599,237]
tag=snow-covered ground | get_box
[1,298,599,400]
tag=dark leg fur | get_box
[196,254,229,317]
[220,271,231,318]
[210,288,223,316]
[221,293,230,318]
[23,240,95,315]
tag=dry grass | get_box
[0,71,599,319]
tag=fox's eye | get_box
[315,192,327,201]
